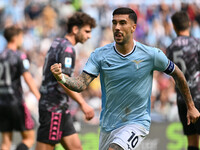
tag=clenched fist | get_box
[50,63,63,81]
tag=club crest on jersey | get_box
[65,57,72,68]
[132,60,144,69]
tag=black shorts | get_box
[37,109,76,145]
[0,103,35,132]
[177,99,200,135]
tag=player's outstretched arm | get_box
[170,64,200,125]
[23,72,41,100]
[58,82,94,120]
[50,63,95,92]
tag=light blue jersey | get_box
[83,40,174,132]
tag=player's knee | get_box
[1,143,12,150]
[22,137,35,148]
[69,145,82,150]
[108,143,124,150]
[21,130,35,146]
[62,141,82,150]
[76,146,83,150]
[1,139,12,150]
[66,146,82,150]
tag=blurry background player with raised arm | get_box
[0,26,40,150]
[166,11,200,150]
[51,7,200,150]
[35,12,96,150]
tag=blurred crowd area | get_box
[0,0,200,125]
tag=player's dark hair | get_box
[4,26,23,42]
[171,11,190,31]
[67,12,96,33]
[112,7,137,24]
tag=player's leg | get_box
[36,109,58,150]
[108,143,124,150]
[60,112,82,150]
[60,133,82,150]
[1,132,12,150]
[177,100,200,150]
[187,134,199,150]
[15,103,35,150]
[99,124,148,150]
[16,129,35,150]
[35,142,55,150]
[0,105,13,150]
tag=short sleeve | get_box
[83,49,100,77]
[154,48,175,74]
[18,53,29,75]
[58,46,75,76]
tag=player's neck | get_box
[177,30,190,37]
[65,34,76,46]
[115,41,134,55]
[7,43,17,51]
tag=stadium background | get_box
[0,0,200,149]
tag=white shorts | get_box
[99,124,149,150]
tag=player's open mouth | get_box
[114,33,123,38]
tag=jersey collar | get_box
[113,40,136,57]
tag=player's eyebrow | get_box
[112,19,127,23]
[85,29,91,33]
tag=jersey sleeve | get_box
[57,46,75,77]
[83,49,100,77]
[18,52,30,75]
[153,48,175,74]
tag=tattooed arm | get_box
[62,72,95,92]
[50,63,95,92]
[170,64,200,124]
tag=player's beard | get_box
[75,32,86,44]
[17,44,22,50]
[114,37,128,45]
[114,34,131,45]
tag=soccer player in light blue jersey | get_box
[51,7,200,150]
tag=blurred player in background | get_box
[167,11,200,150]
[0,26,40,150]
[51,7,200,150]
[35,12,96,150]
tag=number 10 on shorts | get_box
[127,132,139,149]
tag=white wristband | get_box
[59,73,66,84]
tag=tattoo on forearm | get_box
[172,66,193,105]
[109,143,124,150]
[63,72,95,92]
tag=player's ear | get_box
[131,24,137,33]
[72,26,79,34]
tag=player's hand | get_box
[50,63,62,81]
[80,102,95,120]
[187,105,200,125]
